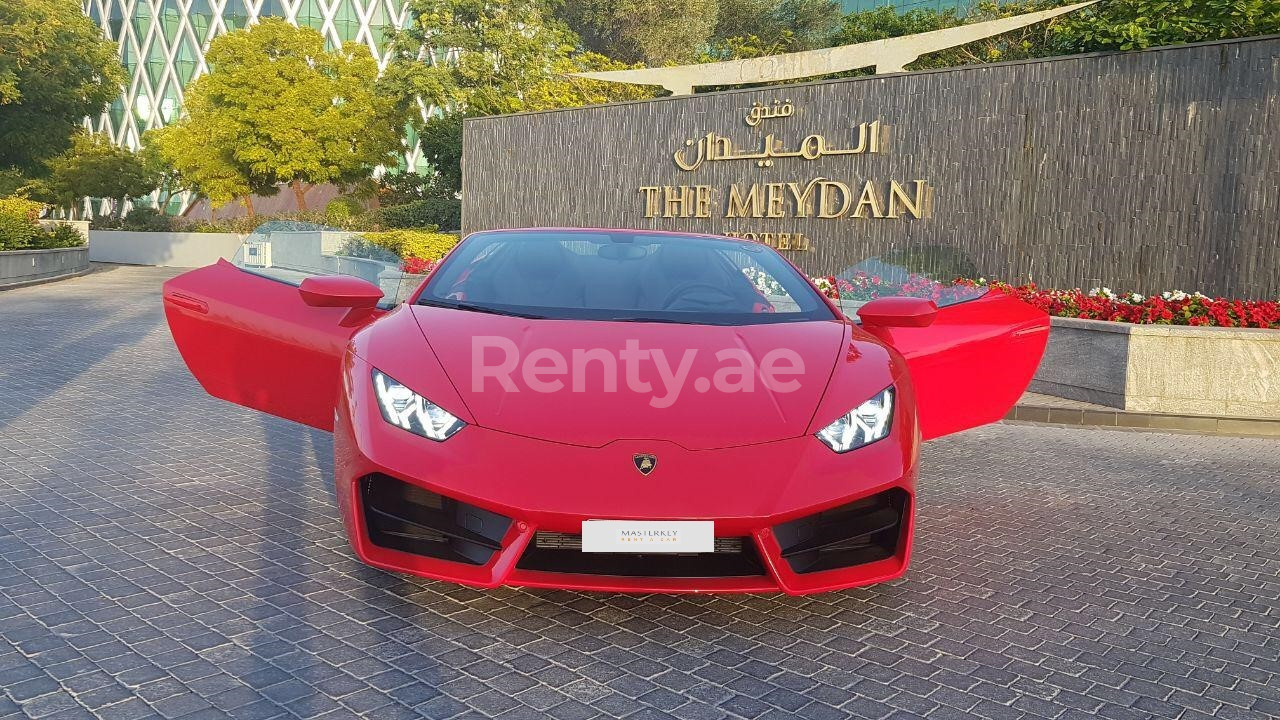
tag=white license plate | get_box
[581,520,714,553]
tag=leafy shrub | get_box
[0,196,48,251]
[375,198,461,231]
[182,215,264,234]
[92,206,179,232]
[42,223,86,248]
[324,195,366,224]
[334,236,402,264]
[356,230,459,262]
[186,209,383,234]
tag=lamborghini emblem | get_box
[633,454,657,475]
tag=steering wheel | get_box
[661,281,741,311]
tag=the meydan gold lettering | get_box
[694,185,713,218]
[644,104,928,249]
[852,180,885,218]
[745,99,794,127]
[785,178,823,218]
[887,180,929,219]
[726,184,764,218]
[639,186,661,218]
[817,181,852,219]
[663,185,692,218]
[765,183,786,218]
[673,115,884,171]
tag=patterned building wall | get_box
[462,37,1280,298]
[81,0,448,211]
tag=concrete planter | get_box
[0,247,91,288]
[1030,317,1280,419]
[89,230,244,267]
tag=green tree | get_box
[414,114,464,197]
[1055,0,1280,52]
[830,2,1071,71]
[557,0,719,65]
[386,0,651,116]
[385,0,651,194]
[0,0,125,174]
[34,132,159,218]
[828,1,1280,73]
[146,117,272,217]
[146,19,401,214]
[710,0,844,56]
[139,138,188,212]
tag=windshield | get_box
[419,229,835,325]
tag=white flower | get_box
[1128,293,1144,303]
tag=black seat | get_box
[582,254,644,310]
[637,244,732,310]
[469,241,586,308]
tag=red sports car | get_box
[163,227,1047,594]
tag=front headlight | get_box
[372,369,464,441]
[816,386,894,453]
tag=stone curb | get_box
[0,264,95,291]
[1004,403,1280,438]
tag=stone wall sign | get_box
[462,37,1280,298]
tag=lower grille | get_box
[361,473,511,566]
[518,532,764,578]
[773,488,909,574]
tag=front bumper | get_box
[334,358,919,596]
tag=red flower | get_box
[401,257,437,275]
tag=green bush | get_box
[357,229,459,262]
[181,215,263,234]
[92,206,179,232]
[0,196,48,251]
[42,223,86,248]
[324,195,366,224]
[375,198,461,231]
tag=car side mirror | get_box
[299,275,384,309]
[857,296,938,328]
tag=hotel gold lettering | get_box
[640,180,932,222]
[640,104,933,251]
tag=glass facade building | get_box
[80,0,450,181]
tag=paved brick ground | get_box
[1,266,1278,720]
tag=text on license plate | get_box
[580,520,714,553]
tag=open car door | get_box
[835,258,1049,441]
[161,223,416,431]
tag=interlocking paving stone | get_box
[1,265,1278,720]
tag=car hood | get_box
[402,306,897,451]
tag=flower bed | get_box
[809,272,1279,330]
[976,282,1279,330]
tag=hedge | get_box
[374,198,461,231]
[356,230,459,263]
[0,197,86,251]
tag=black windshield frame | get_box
[415,229,837,325]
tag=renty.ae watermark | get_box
[472,337,805,409]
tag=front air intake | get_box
[772,488,909,574]
[361,474,511,565]
[517,532,765,578]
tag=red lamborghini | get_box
[163,226,1048,594]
